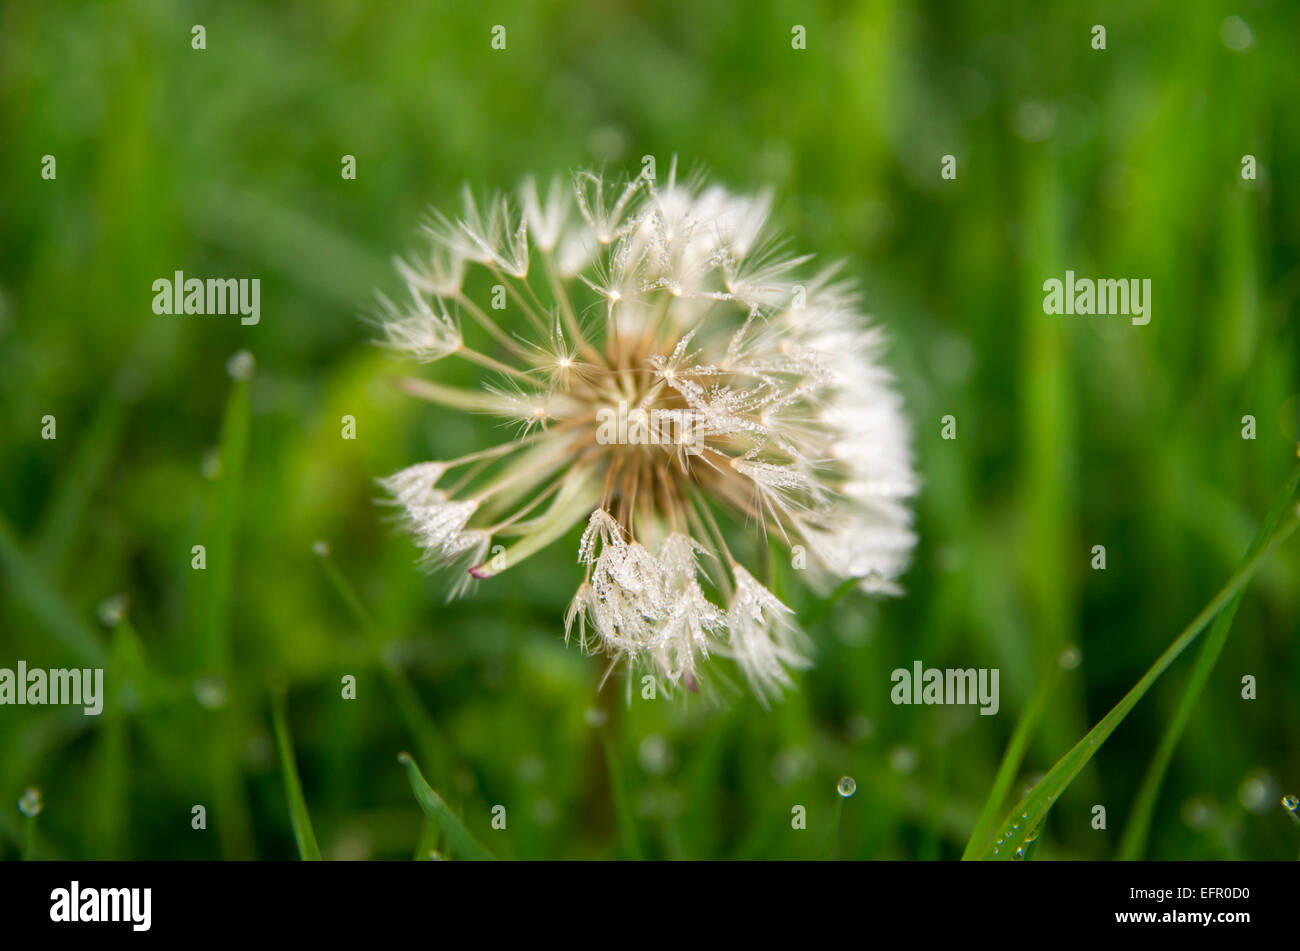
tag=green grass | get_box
[271,682,323,861]
[2,0,1300,861]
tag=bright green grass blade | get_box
[271,685,322,861]
[0,516,107,666]
[396,752,495,861]
[962,662,1065,860]
[979,500,1300,860]
[1119,461,1300,860]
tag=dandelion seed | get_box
[378,164,917,699]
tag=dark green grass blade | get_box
[0,516,107,666]
[316,548,453,783]
[1119,460,1300,859]
[397,752,495,861]
[33,377,132,574]
[598,725,643,860]
[195,369,250,673]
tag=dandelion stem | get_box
[454,291,533,359]
[454,343,536,382]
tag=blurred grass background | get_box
[2,0,1299,860]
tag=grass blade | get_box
[316,547,453,784]
[271,684,322,861]
[397,752,495,861]
[1119,461,1300,859]
[980,498,1300,859]
[33,378,132,574]
[195,367,250,673]
[0,515,107,666]
[962,661,1065,860]
[597,724,643,860]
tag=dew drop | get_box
[226,350,256,381]
[194,676,228,710]
[1283,794,1300,813]
[201,448,222,481]
[97,594,128,627]
[837,775,857,798]
[17,787,43,818]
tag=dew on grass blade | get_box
[194,676,228,709]
[17,787,43,818]
[201,448,222,480]
[1057,646,1081,670]
[226,350,256,381]
[889,745,918,775]
[837,775,857,798]
[1237,770,1275,812]
[97,594,127,627]
[1283,794,1299,813]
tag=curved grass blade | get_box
[1119,461,1300,859]
[962,662,1064,860]
[980,500,1300,860]
[271,684,322,861]
[397,752,495,861]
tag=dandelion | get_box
[379,160,917,700]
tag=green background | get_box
[2,0,1299,860]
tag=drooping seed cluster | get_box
[379,162,917,701]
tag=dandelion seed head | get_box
[379,161,917,699]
